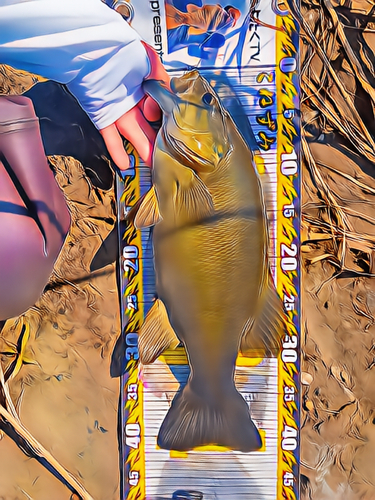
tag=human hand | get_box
[99,42,170,171]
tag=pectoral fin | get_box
[174,169,214,221]
[139,299,180,364]
[127,186,162,229]
[240,273,284,358]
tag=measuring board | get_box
[116,1,300,498]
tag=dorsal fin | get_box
[240,272,284,358]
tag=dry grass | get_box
[292,1,375,498]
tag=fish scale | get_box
[177,218,262,315]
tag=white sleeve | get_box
[0,0,151,129]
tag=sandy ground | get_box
[301,142,375,500]
[0,66,121,500]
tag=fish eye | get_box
[202,92,214,105]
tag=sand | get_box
[0,65,121,500]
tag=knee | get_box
[0,95,36,123]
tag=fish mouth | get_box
[166,133,216,169]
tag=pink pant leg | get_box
[0,95,70,320]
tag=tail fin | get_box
[157,383,262,452]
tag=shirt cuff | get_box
[67,37,151,130]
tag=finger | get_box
[100,124,130,171]
[115,106,156,167]
[141,41,171,89]
[142,95,162,123]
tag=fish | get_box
[130,71,284,452]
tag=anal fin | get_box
[138,299,180,364]
[241,273,284,358]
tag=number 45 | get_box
[283,472,294,487]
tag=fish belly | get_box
[154,214,265,391]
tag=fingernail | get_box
[118,154,135,179]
